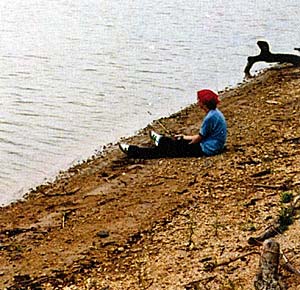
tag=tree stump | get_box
[244,41,300,77]
[254,239,286,290]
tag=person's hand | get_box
[174,134,184,140]
[188,134,202,144]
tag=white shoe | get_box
[119,143,130,154]
[149,130,162,146]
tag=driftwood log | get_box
[244,41,300,77]
[254,239,286,290]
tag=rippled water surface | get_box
[0,0,299,205]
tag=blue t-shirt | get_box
[199,109,227,156]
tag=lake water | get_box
[0,0,299,205]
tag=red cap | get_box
[197,89,220,105]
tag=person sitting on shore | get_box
[119,89,227,159]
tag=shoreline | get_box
[2,73,247,208]
[1,66,300,289]
[0,86,234,208]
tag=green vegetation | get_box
[278,207,294,232]
[280,191,293,204]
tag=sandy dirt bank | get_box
[1,66,300,289]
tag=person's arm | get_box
[175,134,202,144]
[184,134,202,144]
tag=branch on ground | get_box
[248,194,300,245]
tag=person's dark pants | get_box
[127,136,204,159]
